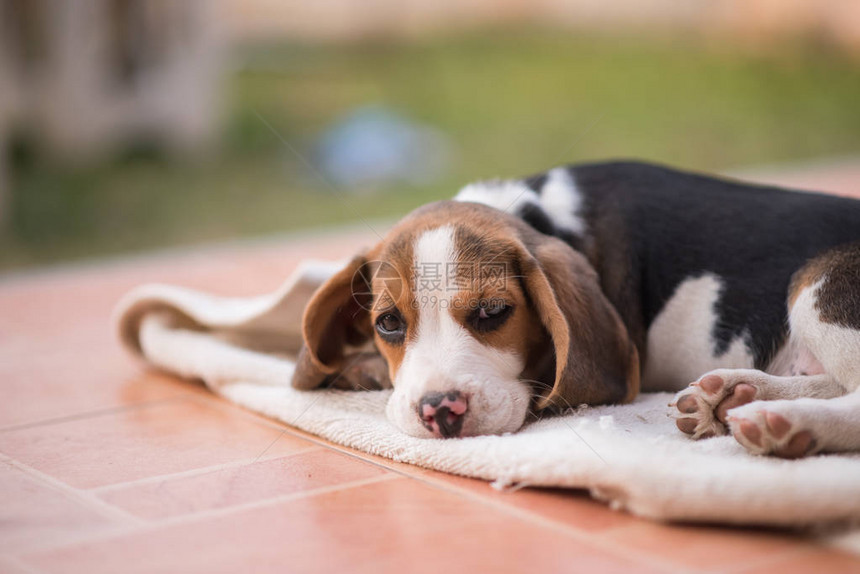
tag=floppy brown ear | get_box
[521,236,640,410]
[292,255,389,390]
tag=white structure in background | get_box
[227,0,860,49]
[0,0,223,221]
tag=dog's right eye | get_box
[375,312,405,342]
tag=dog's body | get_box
[294,160,860,458]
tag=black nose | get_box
[418,391,468,438]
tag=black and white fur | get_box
[455,160,860,457]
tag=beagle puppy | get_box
[293,160,860,458]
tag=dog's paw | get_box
[726,401,819,458]
[330,353,392,390]
[670,370,759,439]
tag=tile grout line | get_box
[718,544,855,574]
[0,396,190,434]
[17,474,403,556]
[182,393,434,468]
[178,393,365,464]
[395,472,691,574]
[0,454,145,528]
[158,474,401,528]
[591,521,816,574]
[184,392,300,432]
[90,445,322,494]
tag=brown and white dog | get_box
[292,161,860,458]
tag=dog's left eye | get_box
[471,301,513,332]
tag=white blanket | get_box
[115,260,860,527]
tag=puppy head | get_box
[293,201,639,437]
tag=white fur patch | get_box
[790,280,860,392]
[643,274,754,391]
[385,226,531,437]
[766,337,825,378]
[454,169,587,237]
[539,168,586,236]
[455,179,538,214]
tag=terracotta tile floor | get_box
[2,166,860,573]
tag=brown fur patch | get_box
[292,254,379,389]
[576,200,647,372]
[788,257,828,311]
[790,242,860,329]
[524,236,640,409]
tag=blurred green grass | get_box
[4,31,860,270]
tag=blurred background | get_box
[1,0,859,271]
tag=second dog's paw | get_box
[670,371,759,439]
[726,402,819,458]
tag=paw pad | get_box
[670,372,760,440]
[763,411,791,440]
[676,417,698,434]
[698,375,724,395]
[737,419,762,447]
[676,394,698,414]
[714,383,757,423]
[775,431,816,459]
[728,408,818,459]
